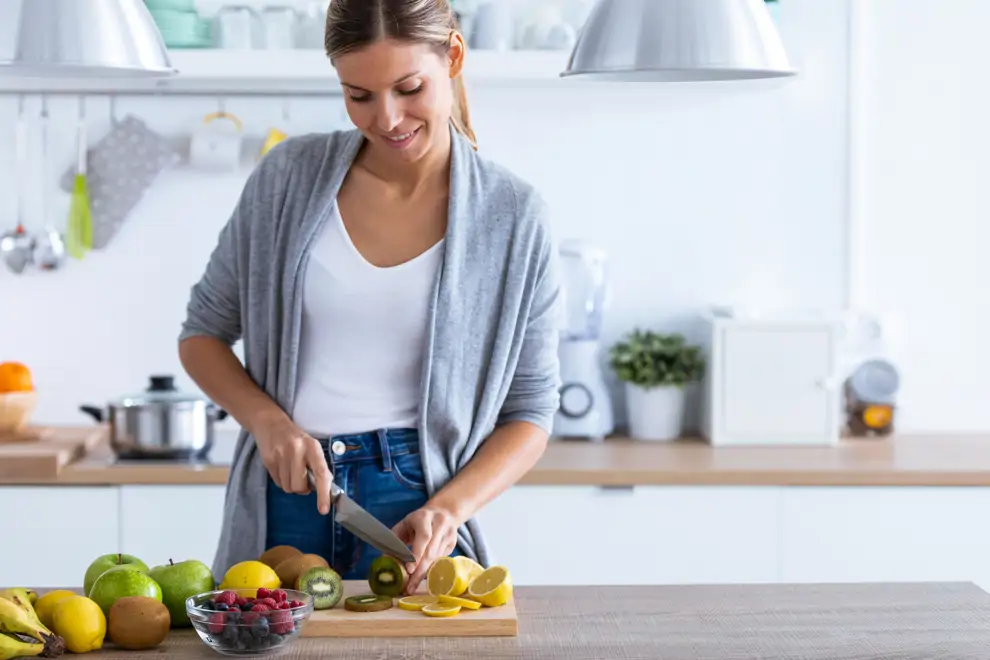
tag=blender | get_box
[553,239,615,441]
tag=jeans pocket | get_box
[390,451,427,491]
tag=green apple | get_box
[149,558,215,627]
[83,553,149,596]
[88,564,162,616]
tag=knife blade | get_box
[307,469,416,564]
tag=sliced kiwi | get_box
[344,594,393,612]
[296,566,343,610]
[368,555,408,598]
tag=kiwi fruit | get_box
[107,596,171,650]
[295,566,343,610]
[344,594,393,612]
[275,553,329,589]
[258,544,302,569]
[368,555,408,598]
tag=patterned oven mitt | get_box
[60,115,179,250]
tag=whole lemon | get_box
[52,595,107,653]
[219,560,280,590]
[33,590,76,630]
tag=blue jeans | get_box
[265,427,458,580]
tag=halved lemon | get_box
[438,594,482,610]
[427,557,468,596]
[466,565,513,607]
[397,595,439,611]
[421,602,461,617]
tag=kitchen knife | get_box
[307,469,416,564]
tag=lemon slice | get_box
[426,557,463,596]
[437,594,482,610]
[397,595,438,611]
[466,565,513,607]
[421,602,461,617]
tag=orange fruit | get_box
[0,362,33,393]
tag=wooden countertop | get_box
[4,429,990,486]
[38,582,990,658]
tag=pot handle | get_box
[79,405,104,423]
[210,405,229,421]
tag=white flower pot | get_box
[624,383,686,441]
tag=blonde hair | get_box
[325,0,477,150]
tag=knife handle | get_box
[306,468,342,498]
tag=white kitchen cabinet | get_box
[780,487,990,592]
[119,485,227,572]
[475,486,779,586]
[702,312,843,446]
[0,486,120,588]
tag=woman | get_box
[178,0,561,597]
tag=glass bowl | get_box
[186,588,314,656]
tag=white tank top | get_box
[291,201,444,437]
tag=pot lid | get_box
[114,375,208,406]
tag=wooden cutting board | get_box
[0,425,108,478]
[300,580,518,637]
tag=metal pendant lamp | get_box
[0,0,175,78]
[561,0,796,81]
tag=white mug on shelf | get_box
[189,112,244,171]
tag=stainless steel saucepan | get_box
[80,375,228,461]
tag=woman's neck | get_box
[359,125,452,199]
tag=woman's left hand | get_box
[392,505,460,595]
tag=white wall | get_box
[0,1,854,431]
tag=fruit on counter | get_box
[218,560,281,591]
[343,595,393,613]
[273,554,328,589]
[51,596,105,654]
[368,555,408,598]
[194,588,305,653]
[148,558,215,627]
[107,596,170,650]
[0,630,48,660]
[0,589,65,657]
[465,565,513,608]
[30,591,76,631]
[426,556,484,597]
[396,595,439,611]
[0,589,38,606]
[88,565,163,617]
[0,362,33,393]
[295,567,342,610]
[83,553,149,597]
[420,602,462,617]
[257,545,302,570]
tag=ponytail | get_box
[450,74,477,150]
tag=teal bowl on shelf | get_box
[149,8,214,48]
[145,0,198,11]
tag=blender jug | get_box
[559,240,608,341]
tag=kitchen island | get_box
[52,582,990,659]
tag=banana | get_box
[0,592,40,628]
[0,592,38,609]
[0,632,44,660]
[0,598,63,658]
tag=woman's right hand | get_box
[252,412,334,515]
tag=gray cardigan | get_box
[179,125,562,577]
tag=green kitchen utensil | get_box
[66,115,92,259]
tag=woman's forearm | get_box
[426,421,550,526]
[178,336,288,435]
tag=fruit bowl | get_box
[186,588,314,656]
[0,391,37,435]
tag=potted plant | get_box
[608,329,705,441]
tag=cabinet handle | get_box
[598,485,635,494]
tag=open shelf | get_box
[0,49,575,96]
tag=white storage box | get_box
[700,308,843,446]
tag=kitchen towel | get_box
[59,114,179,250]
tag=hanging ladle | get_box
[0,97,36,274]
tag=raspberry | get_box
[208,612,225,634]
[270,610,294,635]
[256,588,271,599]
[258,598,278,609]
[251,603,270,613]
[277,602,290,610]
[228,606,240,612]
[215,591,237,607]
[271,589,287,603]
[289,600,303,608]
[234,596,249,606]
[241,611,259,625]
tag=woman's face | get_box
[335,35,465,165]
